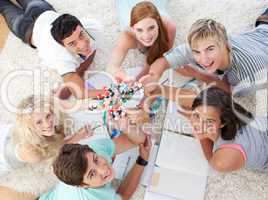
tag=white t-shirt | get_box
[32,11,103,76]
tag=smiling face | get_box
[62,25,95,56]
[32,109,55,137]
[191,37,230,73]
[132,17,159,47]
[81,152,115,188]
[190,105,224,141]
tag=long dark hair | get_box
[192,87,253,140]
[130,1,169,65]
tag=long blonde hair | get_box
[12,95,65,160]
[130,1,169,65]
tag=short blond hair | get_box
[187,19,228,49]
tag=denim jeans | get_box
[0,0,55,46]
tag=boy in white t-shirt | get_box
[0,0,104,99]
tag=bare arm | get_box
[107,32,136,81]
[195,71,231,93]
[199,139,214,161]
[210,148,245,172]
[62,72,103,99]
[162,16,176,49]
[117,135,151,200]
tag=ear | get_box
[220,123,225,128]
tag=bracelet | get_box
[136,156,148,166]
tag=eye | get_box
[192,112,199,119]
[94,156,99,165]
[36,120,42,125]
[68,42,75,48]
[79,31,86,39]
[207,47,215,52]
[148,25,155,30]
[136,28,143,33]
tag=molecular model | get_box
[87,82,144,120]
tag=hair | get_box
[192,87,253,140]
[187,19,229,50]
[53,143,95,186]
[130,1,169,65]
[51,14,83,45]
[12,95,65,161]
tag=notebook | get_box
[112,142,159,186]
[145,130,209,200]
[163,100,193,134]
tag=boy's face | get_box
[62,25,95,57]
[191,37,229,73]
[81,152,115,188]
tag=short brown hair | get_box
[187,19,228,49]
[53,143,94,186]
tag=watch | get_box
[136,156,148,166]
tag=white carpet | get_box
[0,0,268,199]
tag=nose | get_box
[97,164,110,178]
[44,118,52,129]
[198,53,211,67]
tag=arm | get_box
[162,16,176,49]
[117,135,151,200]
[194,71,231,93]
[62,72,103,99]
[199,138,214,161]
[210,148,245,172]
[76,50,96,77]
[64,125,93,144]
[107,32,136,82]
[150,85,197,110]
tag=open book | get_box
[146,130,209,200]
[112,142,159,186]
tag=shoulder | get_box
[17,144,43,164]
[117,31,137,49]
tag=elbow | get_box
[210,159,236,173]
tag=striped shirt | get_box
[164,24,268,93]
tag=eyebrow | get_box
[205,45,215,50]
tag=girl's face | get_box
[32,109,55,137]
[190,105,224,141]
[191,37,229,73]
[132,17,159,47]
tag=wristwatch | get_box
[136,156,148,166]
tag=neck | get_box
[219,46,231,70]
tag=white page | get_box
[149,166,207,200]
[144,187,180,200]
[112,143,158,186]
[156,130,209,177]
[163,101,193,134]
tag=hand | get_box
[74,124,93,141]
[139,74,160,96]
[176,64,200,78]
[139,135,152,161]
[115,71,136,86]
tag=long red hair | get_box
[130,1,169,65]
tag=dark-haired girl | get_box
[189,87,268,172]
